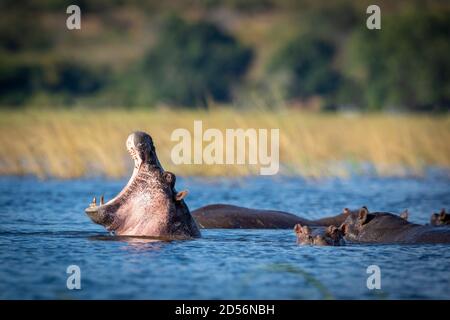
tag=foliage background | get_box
[1,0,449,111]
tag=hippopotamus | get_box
[191,204,351,229]
[294,224,345,246]
[341,206,450,244]
[430,209,450,226]
[85,131,355,238]
[85,131,201,239]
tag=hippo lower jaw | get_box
[85,202,119,232]
[85,160,140,233]
[85,205,106,226]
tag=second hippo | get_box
[294,224,345,246]
[341,206,450,244]
[430,209,450,226]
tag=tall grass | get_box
[0,108,449,179]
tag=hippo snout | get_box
[84,196,117,228]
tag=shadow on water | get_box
[87,234,181,252]
[0,229,174,250]
[0,230,176,244]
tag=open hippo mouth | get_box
[85,131,200,239]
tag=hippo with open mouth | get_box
[85,131,354,238]
[85,131,201,239]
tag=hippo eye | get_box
[163,171,177,188]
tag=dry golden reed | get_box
[0,108,449,179]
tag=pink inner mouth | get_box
[86,134,144,217]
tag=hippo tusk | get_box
[90,197,97,208]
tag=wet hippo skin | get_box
[191,204,351,229]
[342,207,450,244]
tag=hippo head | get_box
[430,208,450,226]
[85,131,200,239]
[339,206,374,241]
[341,206,413,242]
[294,224,314,245]
[317,226,345,246]
[294,224,345,246]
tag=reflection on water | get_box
[88,234,172,243]
[0,173,449,299]
[88,235,172,253]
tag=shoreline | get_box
[0,109,449,179]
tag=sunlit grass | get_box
[0,108,449,179]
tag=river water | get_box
[0,172,449,299]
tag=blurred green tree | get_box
[348,10,450,111]
[268,34,340,102]
[0,4,53,52]
[143,15,253,107]
[0,57,109,105]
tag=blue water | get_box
[0,172,450,299]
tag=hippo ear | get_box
[358,206,370,224]
[294,224,302,233]
[400,209,409,220]
[163,171,176,187]
[440,208,446,219]
[175,190,188,201]
[343,208,350,214]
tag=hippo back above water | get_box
[341,206,450,244]
[192,204,351,229]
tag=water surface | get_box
[0,173,449,299]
